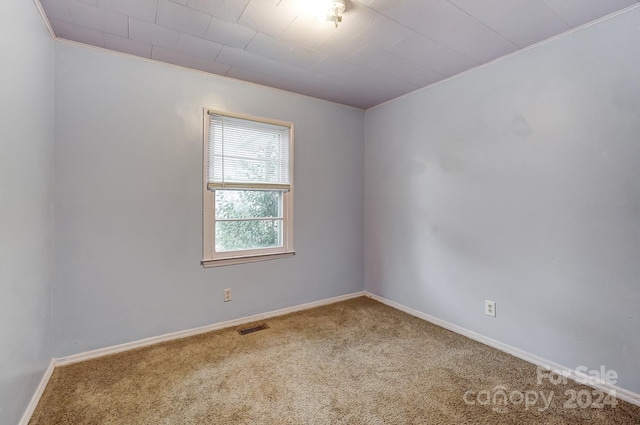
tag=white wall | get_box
[53,42,364,357]
[0,1,54,423]
[365,7,640,393]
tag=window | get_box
[202,110,294,267]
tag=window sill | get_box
[201,251,295,268]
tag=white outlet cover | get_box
[485,300,496,317]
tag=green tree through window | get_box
[215,190,282,252]
[215,139,284,252]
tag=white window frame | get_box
[202,109,295,268]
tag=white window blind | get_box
[207,112,291,191]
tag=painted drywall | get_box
[365,7,640,393]
[53,42,364,357]
[0,1,54,423]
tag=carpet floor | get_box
[30,297,640,424]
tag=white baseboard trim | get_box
[19,359,55,425]
[55,291,365,366]
[365,291,640,408]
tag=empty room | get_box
[2,0,640,423]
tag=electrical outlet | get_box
[485,300,496,317]
[224,288,232,302]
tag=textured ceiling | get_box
[39,0,639,109]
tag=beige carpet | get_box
[30,297,640,424]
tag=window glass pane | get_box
[215,220,282,252]
[215,190,282,219]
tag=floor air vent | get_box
[238,323,270,335]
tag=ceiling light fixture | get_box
[317,0,346,28]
